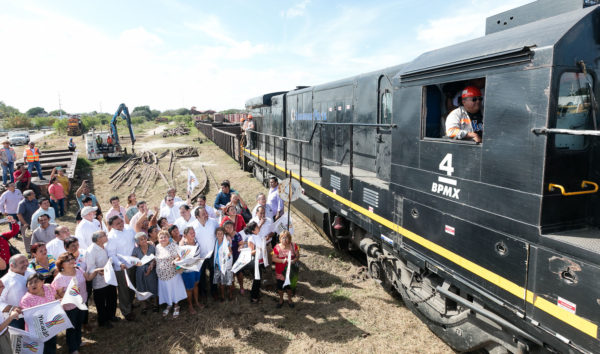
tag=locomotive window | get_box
[380,90,392,125]
[422,78,485,143]
[555,72,594,150]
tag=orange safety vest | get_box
[25,148,40,162]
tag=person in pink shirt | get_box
[105,196,129,230]
[51,253,100,354]
[48,176,65,218]
[20,273,59,353]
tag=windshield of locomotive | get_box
[555,72,594,150]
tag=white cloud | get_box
[183,17,268,59]
[282,0,310,18]
[0,5,274,113]
[0,1,540,114]
[416,0,534,51]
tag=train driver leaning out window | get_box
[445,86,483,143]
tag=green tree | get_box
[175,108,190,115]
[4,115,32,129]
[48,109,67,116]
[0,101,20,118]
[25,107,47,117]
[81,115,102,131]
[31,117,57,129]
[53,118,68,134]
[220,108,243,114]
[132,106,153,121]
[97,113,111,125]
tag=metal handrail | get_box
[548,180,599,196]
[246,122,397,189]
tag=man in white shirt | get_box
[193,207,218,302]
[0,182,23,220]
[128,201,148,228]
[251,192,273,219]
[86,230,117,327]
[75,206,100,250]
[192,194,216,219]
[159,196,186,224]
[251,206,275,245]
[174,204,195,235]
[46,225,70,258]
[159,188,183,209]
[267,177,284,221]
[105,215,136,321]
[0,254,34,329]
[30,197,56,231]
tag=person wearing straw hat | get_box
[0,140,16,185]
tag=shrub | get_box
[53,119,68,134]
[4,115,32,129]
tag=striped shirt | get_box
[28,255,57,281]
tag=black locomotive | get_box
[197,1,600,352]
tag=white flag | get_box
[60,277,88,310]
[9,326,45,354]
[23,300,73,341]
[117,254,141,269]
[232,248,252,273]
[139,254,156,266]
[103,259,118,286]
[273,212,293,234]
[123,269,153,301]
[283,249,292,288]
[187,168,199,195]
[174,246,207,272]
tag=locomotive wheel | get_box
[398,276,509,353]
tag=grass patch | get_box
[331,287,352,302]
[93,158,106,165]
[76,156,92,171]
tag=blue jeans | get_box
[27,161,44,179]
[1,162,13,184]
[50,198,65,217]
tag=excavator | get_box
[85,103,136,160]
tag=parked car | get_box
[8,131,30,145]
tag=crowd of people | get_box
[0,175,300,354]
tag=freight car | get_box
[200,1,600,352]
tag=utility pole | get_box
[58,92,63,119]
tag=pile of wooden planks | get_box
[109,148,208,198]
[109,150,171,196]
[174,147,198,157]
[162,126,190,137]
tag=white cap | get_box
[81,206,98,217]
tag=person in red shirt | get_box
[13,164,41,197]
[272,230,299,308]
[0,216,20,277]
[220,203,246,232]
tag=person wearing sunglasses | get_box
[445,86,483,143]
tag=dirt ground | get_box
[7,125,452,353]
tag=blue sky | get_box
[0,0,532,114]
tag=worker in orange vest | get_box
[23,141,46,181]
[107,134,114,145]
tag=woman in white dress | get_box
[155,230,187,318]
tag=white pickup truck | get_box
[8,130,30,146]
